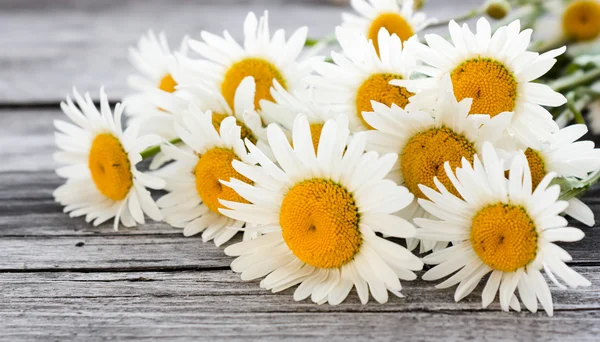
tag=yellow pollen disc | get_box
[401,127,476,199]
[194,147,252,214]
[211,112,257,144]
[524,148,547,190]
[451,58,517,117]
[367,13,414,54]
[279,179,362,268]
[471,203,538,272]
[88,133,133,201]
[309,123,324,152]
[221,58,286,110]
[158,74,177,93]
[356,73,414,129]
[563,0,600,41]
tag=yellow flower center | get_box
[194,147,252,214]
[88,133,133,201]
[401,127,476,199]
[367,12,415,54]
[471,203,538,272]
[279,179,362,268]
[309,123,324,152]
[524,148,547,190]
[221,58,286,110]
[356,73,414,129]
[159,74,177,93]
[451,58,517,117]
[563,0,600,41]
[211,112,257,144]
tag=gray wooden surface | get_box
[1,0,598,341]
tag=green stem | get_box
[304,35,336,47]
[554,92,592,126]
[550,68,600,92]
[507,0,546,7]
[567,95,586,124]
[140,138,181,160]
[428,8,482,28]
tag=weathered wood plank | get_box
[0,268,598,341]
[1,229,597,271]
[0,109,56,172]
[0,0,480,104]
[0,235,235,270]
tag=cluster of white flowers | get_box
[54,0,600,315]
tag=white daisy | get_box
[363,75,512,252]
[260,80,344,151]
[307,26,418,131]
[397,18,567,149]
[185,11,311,112]
[341,0,436,53]
[523,124,600,226]
[125,30,189,138]
[417,142,590,316]
[153,74,266,141]
[54,88,165,230]
[220,115,422,305]
[535,0,600,46]
[157,104,257,246]
[149,75,269,162]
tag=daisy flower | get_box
[535,0,600,45]
[341,0,436,54]
[220,115,422,305]
[149,75,267,147]
[417,142,590,316]
[186,11,311,111]
[260,80,344,151]
[397,18,567,149]
[54,88,165,231]
[523,124,600,226]
[157,88,262,246]
[363,75,512,252]
[307,26,418,131]
[125,30,189,138]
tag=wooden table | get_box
[1,0,598,340]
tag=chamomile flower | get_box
[417,142,590,316]
[398,18,567,148]
[157,105,257,246]
[260,80,344,151]
[523,124,600,226]
[186,11,311,112]
[535,0,600,45]
[341,0,436,54]
[363,75,512,252]
[220,115,422,305]
[125,30,188,138]
[54,88,165,231]
[149,75,267,148]
[307,26,418,131]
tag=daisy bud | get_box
[484,0,511,19]
[414,0,426,10]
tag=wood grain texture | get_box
[0,0,482,104]
[1,269,599,341]
[0,0,599,340]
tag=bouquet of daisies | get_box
[53,0,600,315]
